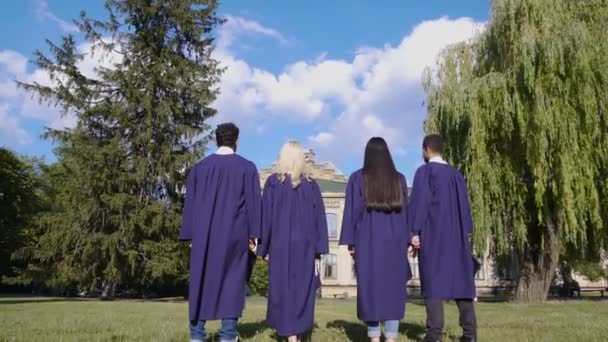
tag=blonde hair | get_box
[276,140,310,188]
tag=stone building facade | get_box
[259,150,607,298]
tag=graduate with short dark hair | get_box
[339,137,412,342]
[257,141,329,342]
[180,122,262,342]
[409,134,477,342]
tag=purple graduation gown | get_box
[257,175,329,337]
[339,170,412,322]
[179,154,262,321]
[408,162,476,299]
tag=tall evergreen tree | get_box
[0,148,44,283]
[423,0,608,303]
[15,0,224,295]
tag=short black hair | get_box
[423,134,444,153]
[215,122,239,149]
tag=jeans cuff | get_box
[367,327,381,338]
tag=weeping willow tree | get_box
[423,0,608,303]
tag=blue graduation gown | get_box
[179,154,262,321]
[257,175,329,336]
[408,162,476,299]
[339,170,411,322]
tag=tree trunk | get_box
[514,219,560,303]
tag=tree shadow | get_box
[399,322,426,341]
[327,320,367,342]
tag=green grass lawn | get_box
[1,296,607,341]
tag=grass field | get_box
[1,296,607,341]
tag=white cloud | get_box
[218,15,288,52]
[0,13,484,169]
[0,50,28,76]
[0,39,122,136]
[0,104,30,145]
[212,16,485,162]
[309,132,334,145]
[36,0,80,33]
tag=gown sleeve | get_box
[245,163,262,239]
[312,180,329,255]
[408,165,431,235]
[257,177,274,257]
[179,167,197,241]
[400,175,411,240]
[456,174,474,235]
[339,173,361,246]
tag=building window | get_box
[323,254,337,279]
[351,259,357,279]
[326,213,337,239]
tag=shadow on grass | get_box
[327,320,367,342]
[266,322,319,342]
[240,320,270,339]
[400,322,426,341]
[0,298,88,305]
[327,320,426,342]
[205,320,269,341]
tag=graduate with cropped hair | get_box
[339,137,412,342]
[409,134,477,342]
[257,140,329,342]
[180,122,262,342]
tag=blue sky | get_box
[0,0,490,181]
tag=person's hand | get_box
[248,239,256,252]
[411,235,421,249]
[408,245,419,258]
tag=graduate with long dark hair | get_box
[339,137,412,342]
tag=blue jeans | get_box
[366,320,399,339]
[190,318,238,342]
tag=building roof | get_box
[314,178,347,193]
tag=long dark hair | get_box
[363,137,404,212]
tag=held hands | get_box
[248,239,257,252]
[411,235,421,249]
[409,235,421,258]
